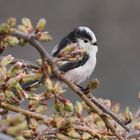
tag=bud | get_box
[5,36,19,47]
[36,105,47,113]
[87,78,99,91]
[124,107,133,124]
[111,103,120,113]
[8,114,25,125]
[37,32,52,42]
[6,77,18,88]
[104,99,112,109]
[0,23,9,33]
[0,75,6,86]
[82,132,92,139]
[44,78,53,92]
[22,130,34,139]
[21,18,32,29]
[46,65,52,74]
[17,25,28,33]
[135,122,140,129]
[55,99,64,112]
[1,55,14,66]
[7,17,16,27]
[0,91,5,101]
[28,100,37,110]
[59,43,77,56]
[56,133,69,140]
[67,128,80,139]
[53,82,65,95]
[36,58,42,66]
[64,99,74,112]
[54,115,64,128]
[95,117,105,128]
[6,122,27,136]
[19,39,27,46]
[7,62,23,77]
[16,136,26,140]
[36,18,46,31]
[75,101,83,115]
[5,90,20,104]
[16,85,28,100]
[22,73,36,83]
[5,114,25,127]
[7,77,28,100]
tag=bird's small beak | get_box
[92,42,98,46]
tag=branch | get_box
[90,96,129,131]
[74,125,113,138]
[0,102,50,122]
[0,56,39,70]
[10,30,126,140]
[125,130,140,139]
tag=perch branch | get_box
[9,30,127,140]
[90,96,129,131]
[125,130,140,139]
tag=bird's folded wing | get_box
[52,43,89,72]
[58,53,89,72]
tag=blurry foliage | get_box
[0,18,139,140]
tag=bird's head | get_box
[73,26,98,54]
[52,26,98,57]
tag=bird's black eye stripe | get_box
[75,28,92,41]
[92,42,98,45]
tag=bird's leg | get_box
[76,85,90,95]
[77,79,99,95]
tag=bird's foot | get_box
[77,85,90,95]
[77,79,99,96]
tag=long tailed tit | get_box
[22,26,98,89]
[52,26,98,86]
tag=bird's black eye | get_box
[84,39,88,43]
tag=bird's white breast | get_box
[64,46,98,84]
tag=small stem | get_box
[125,130,140,139]
[0,56,39,70]
[0,102,48,121]
[74,125,113,138]
[90,96,130,131]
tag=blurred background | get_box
[0,0,139,111]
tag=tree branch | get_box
[125,130,140,139]
[0,56,39,70]
[74,125,113,138]
[9,29,127,140]
[0,102,50,122]
[90,96,129,131]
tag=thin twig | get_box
[125,130,140,139]
[74,125,113,138]
[90,96,130,131]
[0,102,50,122]
[0,56,39,70]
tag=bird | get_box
[22,26,98,90]
[51,26,98,88]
